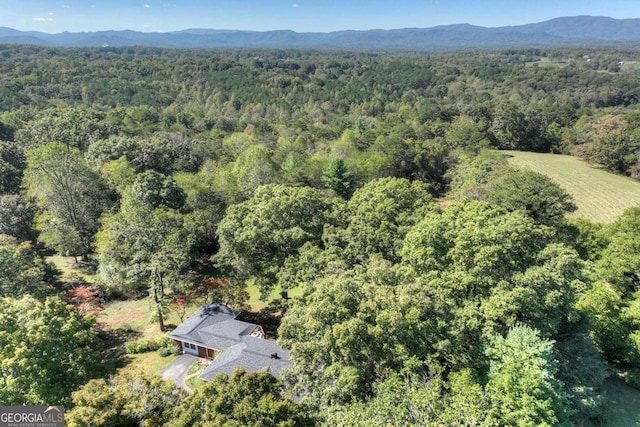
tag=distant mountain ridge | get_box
[1,16,640,50]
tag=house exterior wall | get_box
[180,340,199,356]
[175,339,216,359]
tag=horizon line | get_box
[1,14,634,36]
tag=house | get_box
[169,303,291,380]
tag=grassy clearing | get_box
[100,297,200,378]
[584,376,640,427]
[100,298,177,377]
[525,58,570,68]
[101,298,199,337]
[124,351,176,377]
[101,299,153,331]
[46,254,97,283]
[503,150,640,223]
[246,282,303,310]
[620,61,640,72]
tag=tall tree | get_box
[0,235,50,298]
[577,114,639,175]
[486,170,576,226]
[0,194,37,242]
[485,326,572,426]
[215,184,341,296]
[595,206,640,294]
[0,140,26,194]
[24,142,110,259]
[229,145,278,202]
[279,262,437,407]
[327,362,487,426]
[14,107,114,151]
[96,171,197,329]
[336,177,435,265]
[322,157,352,199]
[579,207,640,369]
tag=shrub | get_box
[125,336,174,354]
[158,345,180,357]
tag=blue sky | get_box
[3,0,640,33]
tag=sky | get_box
[2,0,640,33]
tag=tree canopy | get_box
[215,184,341,294]
[0,296,103,407]
[168,370,314,427]
[0,45,639,426]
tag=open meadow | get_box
[503,150,640,223]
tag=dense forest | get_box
[1,44,640,425]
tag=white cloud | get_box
[144,4,151,8]
[291,3,299,7]
[90,5,96,8]
[32,17,54,22]
[47,12,54,15]
[61,5,71,8]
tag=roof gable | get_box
[170,303,240,343]
[169,303,292,379]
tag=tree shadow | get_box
[236,300,284,339]
[99,327,141,373]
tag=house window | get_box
[184,342,197,350]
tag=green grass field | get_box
[503,150,640,223]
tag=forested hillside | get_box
[1,44,640,425]
[3,16,640,49]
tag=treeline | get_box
[0,45,640,425]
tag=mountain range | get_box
[1,16,640,50]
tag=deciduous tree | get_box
[96,171,198,329]
[0,296,103,406]
[215,184,341,295]
[0,235,51,298]
[486,170,576,226]
[336,177,434,265]
[0,194,38,242]
[485,326,572,426]
[0,140,25,194]
[69,371,185,427]
[168,370,314,427]
[24,142,110,259]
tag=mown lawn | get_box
[125,351,177,377]
[47,250,297,384]
[503,150,640,223]
[185,360,207,390]
[100,297,193,377]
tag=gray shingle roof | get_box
[169,303,291,380]
[169,304,240,346]
[199,336,291,380]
